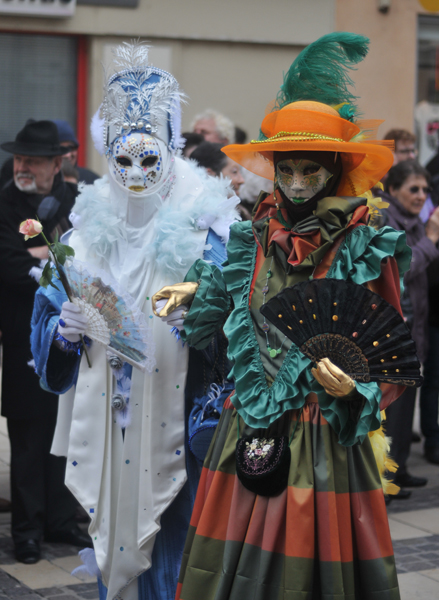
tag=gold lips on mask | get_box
[129,185,145,192]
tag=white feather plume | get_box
[101,41,186,151]
[90,106,106,155]
[112,40,151,72]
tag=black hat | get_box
[1,120,69,157]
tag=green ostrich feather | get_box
[259,33,369,140]
[277,32,369,109]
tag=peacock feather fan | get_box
[276,32,369,112]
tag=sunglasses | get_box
[408,186,430,194]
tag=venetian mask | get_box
[109,132,164,192]
[276,158,332,203]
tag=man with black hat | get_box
[0,120,92,564]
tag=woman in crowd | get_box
[383,160,439,493]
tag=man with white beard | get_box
[0,120,89,564]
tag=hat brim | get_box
[223,140,394,197]
[0,141,69,157]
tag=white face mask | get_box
[276,158,332,204]
[109,132,164,192]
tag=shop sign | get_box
[78,0,138,6]
[0,0,76,18]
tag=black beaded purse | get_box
[235,412,301,497]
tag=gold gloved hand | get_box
[152,282,200,317]
[311,357,355,398]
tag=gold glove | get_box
[311,357,355,398]
[152,282,200,317]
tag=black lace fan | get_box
[260,279,423,387]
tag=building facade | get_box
[1,0,439,174]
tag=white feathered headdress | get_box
[90,41,186,156]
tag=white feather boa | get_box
[71,160,240,281]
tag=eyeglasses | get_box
[396,147,417,155]
[408,186,430,194]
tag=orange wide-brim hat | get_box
[222,101,394,197]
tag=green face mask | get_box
[276,158,332,204]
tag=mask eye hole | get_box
[278,164,293,175]
[141,156,158,168]
[115,156,132,168]
[303,164,321,176]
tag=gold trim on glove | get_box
[152,282,200,317]
[311,357,355,398]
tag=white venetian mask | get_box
[109,132,164,192]
[276,158,332,204]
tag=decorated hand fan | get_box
[260,278,422,387]
[62,259,155,372]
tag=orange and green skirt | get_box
[176,397,400,600]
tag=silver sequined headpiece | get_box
[93,42,185,154]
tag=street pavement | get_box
[0,413,437,598]
[0,414,98,600]
[385,437,439,598]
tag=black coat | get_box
[382,192,439,363]
[0,173,77,419]
[77,165,99,185]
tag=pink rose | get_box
[19,219,43,241]
[255,449,263,455]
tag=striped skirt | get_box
[176,397,400,600]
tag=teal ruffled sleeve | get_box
[316,381,381,446]
[222,222,315,427]
[328,225,411,286]
[181,259,230,349]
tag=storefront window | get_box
[0,33,77,168]
[418,15,439,103]
[415,15,439,165]
[78,0,138,6]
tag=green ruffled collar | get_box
[253,195,366,274]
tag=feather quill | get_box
[111,40,151,73]
[368,411,400,496]
[275,32,369,112]
[101,41,186,151]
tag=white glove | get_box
[58,301,88,343]
[155,299,188,331]
[69,211,82,230]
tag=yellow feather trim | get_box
[368,410,400,496]
[363,188,389,230]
